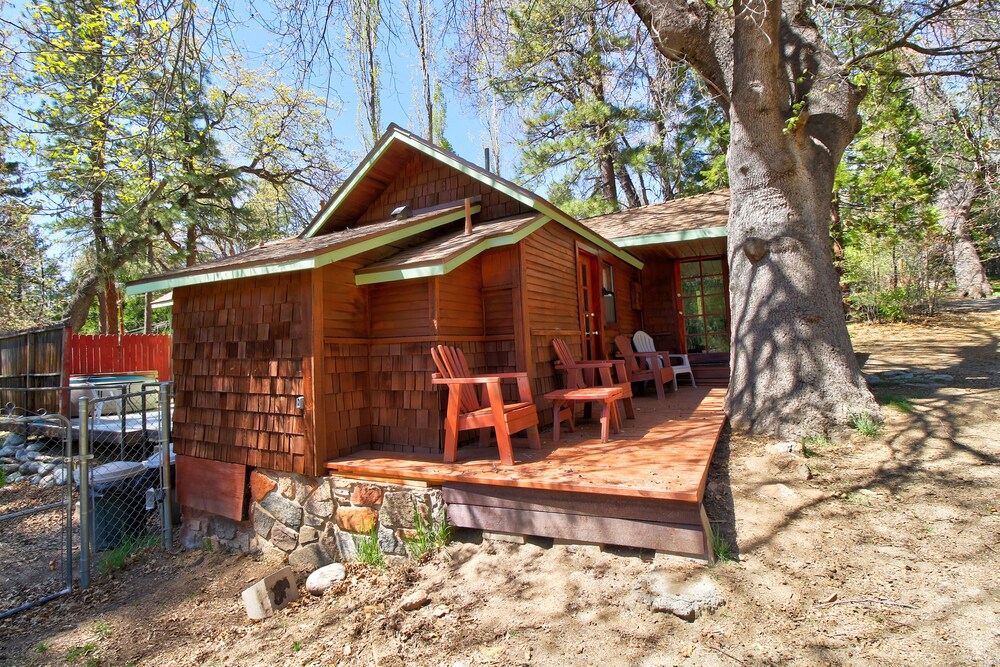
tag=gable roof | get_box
[355,213,547,285]
[582,190,729,246]
[302,124,642,268]
[125,200,479,295]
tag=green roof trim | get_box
[611,225,728,248]
[356,217,550,285]
[125,205,480,296]
[301,126,643,270]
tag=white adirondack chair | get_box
[632,330,696,388]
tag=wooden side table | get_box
[543,387,625,444]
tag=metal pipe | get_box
[63,414,73,594]
[159,382,172,549]
[78,396,91,590]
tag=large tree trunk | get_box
[938,180,993,299]
[627,0,879,437]
[64,272,101,331]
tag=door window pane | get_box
[702,275,724,295]
[707,335,730,352]
[706,316,727,333]
[687,336,707,353]
[702,259,723,275]
[685,317,705,335]
[681,278,701,296]
[680,261,701,277]
[704,294,726,314]
[682,297,703,316]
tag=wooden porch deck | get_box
[327,388,727,560]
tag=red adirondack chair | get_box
[613,334,675,400]
[551,338,635,420]
[430,345,541,466]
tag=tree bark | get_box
[64,272,101,331]
[627,0,879,436]
[938,180,993,299]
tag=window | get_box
[601,263,616,324]
[680,258,728,353]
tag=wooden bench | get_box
[544,386,625,444]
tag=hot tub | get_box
[69,373,160,417]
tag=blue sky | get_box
[234,0,519,177]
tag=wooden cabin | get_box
[126,126,733,558]
[127,125,649,480]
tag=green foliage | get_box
[98,534,157,573]
[34,641,48,654]
[491,0,725,210]
[840,235,949,322]
[404,508,450,560]
[65,643,97,663]
[710,532,734,563]
[93,621,111,639]
[849,413,883,438]
[802,435,837,458]
[353,524,386,568]
[877,394,914,413]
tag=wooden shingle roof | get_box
[355,213,545,284]
[126,201,477,294]
[582,190,729,244]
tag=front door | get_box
[577,249,602,359]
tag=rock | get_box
[298,525,319,545]
[52,466,69,486]
[39,475,57,490]
[305,562,346,595]
[304,480,334,518]
[2,463,20,474]
[214,517,238,540]
[380,492,424,529]
[757,483,800,502]
[639,572,725,621]
[769,441,803,455]
[864,374,882,385]
[350,484,384,507]
[378,524,405,556]
[335,507,378,534]
[260,492,303,531]
[795,463,812,481]
[18,461,36,475]
[270,522,299,552]
[288,543,333,571]
[928,374,953,382]
[250,470,277,502]
[326,527,357,561]
[241,566,299,620]
[0,446,15,458]
[2,432,26,449]
[253,506,276,538]
[37,462,55,476]
[399,588,430,611]
[14,449,31,463]
[25,441,46,452]
[7,472,21,484]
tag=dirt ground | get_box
[1,300,998,667]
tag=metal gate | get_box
[0,408,75,619]
[0,383,173,618]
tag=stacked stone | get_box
[177,469,445,567]
[0,432,69,489]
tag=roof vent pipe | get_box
[484,147,491,173]
[391,204,412,220]
[464,198,473,235]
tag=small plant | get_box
[404,508,451,560]
[65,643,97,663]
[878,393,914,413]
[35,641,48,654]
[0,467,6,486]
[710,532,735,563]
[291,641,302,653]
[353,524,386,569]
[94,621,112,639]
[849,413,883,438]
[98,534,157,573]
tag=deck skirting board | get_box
[443,483,711,560]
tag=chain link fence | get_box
[0,403,75,619]
[79,383,174,583]
[0,382,174,618]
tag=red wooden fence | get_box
[66,333,172,381]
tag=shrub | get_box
[353,524,386,568]
[404,508,451,560]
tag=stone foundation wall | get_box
[179,469,444,568]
